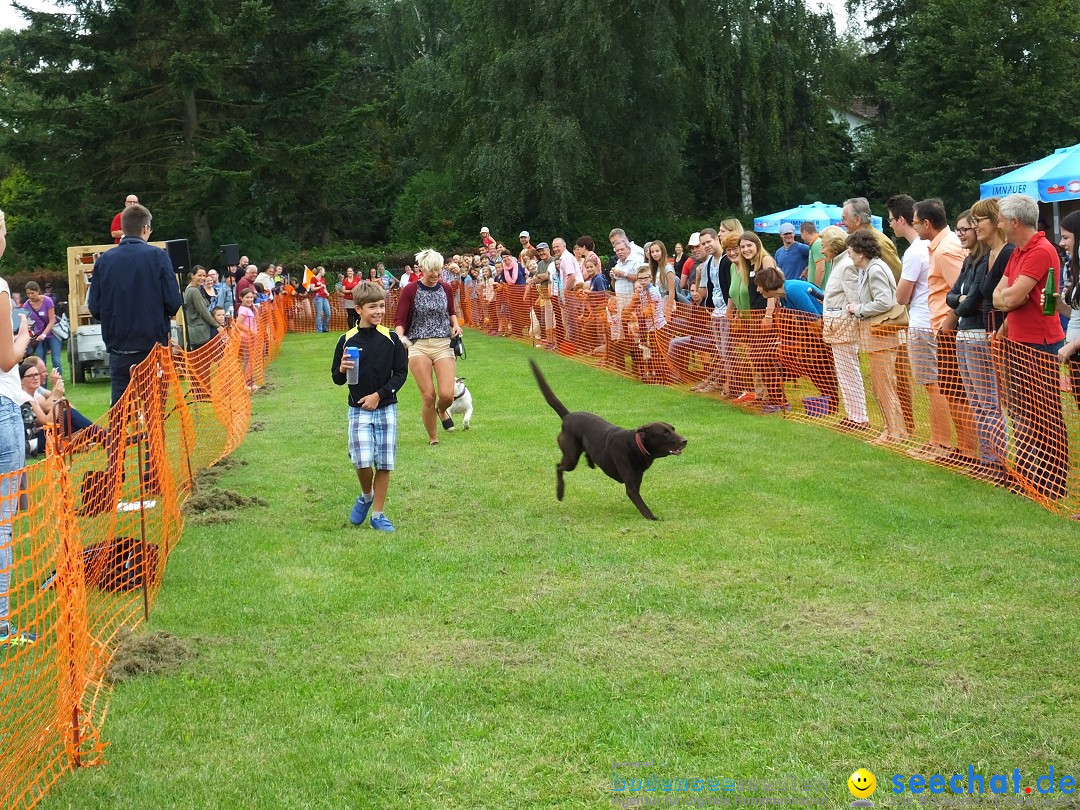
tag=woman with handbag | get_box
[821,226,869,430]
[394,248,462,444]
[845,229,910,445]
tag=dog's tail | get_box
[529,360,569,418]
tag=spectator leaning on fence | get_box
[913,197,978,464]
[1056,212,1080,409]
[947,203,1011,475]
[991,193,1069,499]
[820,225,869,430]
[0,208,36,645]
[844,228,908,446]
[888,194,950,462]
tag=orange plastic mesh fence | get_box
[0,297,286,809]
[376,281,1075,517]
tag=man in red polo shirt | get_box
[992,193,1068,499]
[110,194,138,243]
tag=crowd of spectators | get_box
[420,195,1075,501]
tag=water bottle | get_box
[345,346,360,385]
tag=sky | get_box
[1,0,54,30]
[1,0,857,34]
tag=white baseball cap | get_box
[480,226,490,234]
[519,230,530,238]
[688,232,701,247]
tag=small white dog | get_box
[447,377,473,430]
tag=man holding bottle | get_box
[992,193,1067,499]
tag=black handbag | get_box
[450,335,466,359]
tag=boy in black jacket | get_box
[332,281,409,531]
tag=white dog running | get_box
[446,377,473,430]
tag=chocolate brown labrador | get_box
[530,360,687,520]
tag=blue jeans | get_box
[110,349,153,406]
[0,397,26,625]
[315,297,331,332]
[34,333,63,376]
[956,334,1007,463]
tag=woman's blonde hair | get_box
[415,248,444,275]
[819,226,847,256]
[719,218,745,237]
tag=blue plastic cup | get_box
[344,346,360,385]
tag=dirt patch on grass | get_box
[248,420,265,432]
[194,455,246,488]
[182,488,268,525]
[106,629,198,684]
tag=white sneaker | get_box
[117,499,158,512]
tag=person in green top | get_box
[183,265,224,350]
[801,221,829,288]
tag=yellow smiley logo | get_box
[848,768,877,799]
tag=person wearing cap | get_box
[682,232,704,298]
[525,242,555,348]
[518,231,533,264]
[480,226,495,252]
[775,222,810,280]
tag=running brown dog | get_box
[530,360,687,520]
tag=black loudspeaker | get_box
[165,239,191,276]
[220,243,240,267]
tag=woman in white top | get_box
[820,226,868,430]
[844,229,909,445]
[0,208,35,644]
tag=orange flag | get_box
[302,266,315,289]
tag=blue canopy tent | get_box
[753,201,882,233]
[979,142,1080,236]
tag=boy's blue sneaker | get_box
[349,495,372,526]
[370,514,396,532]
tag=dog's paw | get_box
[463,421,470,430]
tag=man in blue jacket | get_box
[88,204,183,405]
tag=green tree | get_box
[856,0,1080,211]
[686,0,853,216]
[394,0,692,238]
[0,0,394,262]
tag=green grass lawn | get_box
[42,331,1080,809]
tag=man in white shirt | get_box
[889,194,951,460]
[553,237,582,342]
[611,239,643,300]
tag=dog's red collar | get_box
[635,431,651,457]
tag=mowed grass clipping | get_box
[43,331,1080,809]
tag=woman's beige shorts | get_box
[408,337,455,362]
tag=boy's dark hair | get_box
[886,194,916,226]
[353,280,387,306]
[254,282,265,293]
[210,306,225,314]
